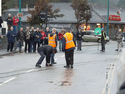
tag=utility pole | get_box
[107,0,109,36]
[19,0,21,29]
[45,8,48,28]
[0,0,1,16]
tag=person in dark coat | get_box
[35,45,57,68]
[0,16,3,35]
[30,27,35,52]
[16,28,24,53]
[33,28,42,53]
[6,14,13,31]
[24,27,30,53]
[76,27,83,51]
[7,26,16,52]
[44,27,51,45]
[100,28,106,52]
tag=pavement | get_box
[0,41,102,56]
[0,40,124,94]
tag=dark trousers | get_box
[36,51,45,65]
[7,42,14,52]
[34,42,40,52]
[40,39,44,45]
[30,41,34,52]
[44,39,48,45]
[19,41,23,52]
[25,40,30,52]
[65,50,74,66]
[101,40,105,51]
[77,40,82,50]
[51,53,55,64]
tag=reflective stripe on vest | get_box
[64,33,75,49]
[48,34,56,48]
[103,32,106,40]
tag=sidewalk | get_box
[0,41,109,56]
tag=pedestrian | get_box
[15,28,24,53]
[0,33,3,42]
[6,14,13,31]
[58,30,63,51]
[44,27,51,45]
[70,28,76,39]
[62,30,76,68]
[13,15,19,32]
[35,45,57,68]
[116,29,123,51]
[30,27,35,52]
[7,26,16,52]
[40,28,46,45]
[34,28,42,53]
[76,27,83,51]
[48,28,58,65]
[0,16,3,35]
[24,27,31,53]
[100,28,106,52]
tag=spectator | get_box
[6,14,13,31]
[70,28,76,38]
[40,28,46,45]
[58,30,63,51]
[34,28,42,53]
[7,26,16,52]
[116,29,123,51]
[30,27,35,52]
[44,27,51,45]
[13,15,19,32]
[0,16,3,35]
[24,27,30,53]
[76,27,83,51]
[16,28,24,53]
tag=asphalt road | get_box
[0,41,123,94]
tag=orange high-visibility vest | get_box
[64,32,75,49]
[48,34,57,48]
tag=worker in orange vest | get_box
[62,29,76,68]
[48,28,58,66]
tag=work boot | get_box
[52,62,57,64]
[64,65,70,68]
[35,64,41,68]
[115,49,118,51]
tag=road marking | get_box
[27,69,35,73]
[89,48,98,51]
[102,55,119,94]
[102,63,114,94]
[0,77,16,86]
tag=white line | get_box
[0,77,16,86]
[27,69,35,73]
[102,64,113,94]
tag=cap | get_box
[70,28,73,30]
[101,28,104,30]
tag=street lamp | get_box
[19,0,21,29]
[107,0,109,36]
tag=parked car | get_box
[82,30,109,42]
